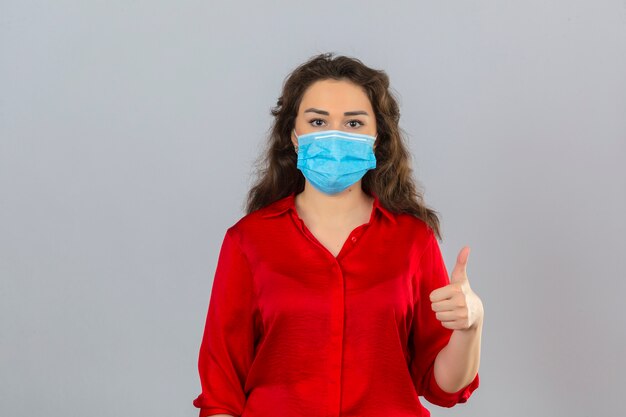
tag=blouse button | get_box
[351,236,357,243]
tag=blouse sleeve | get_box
[409,231,480,408]
[193,227,261,417]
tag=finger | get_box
[429,285,455,303]
[435,310,459,322]
[440,319,467,330]
[450,246,470,284]
[431,299,457,312]
[430,282,465,302]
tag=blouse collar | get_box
[259,191,397,225]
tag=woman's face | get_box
[291,78,378,149]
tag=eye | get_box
[307,118,326,127]
[347,119,364,128]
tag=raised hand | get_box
[429,246,484,331]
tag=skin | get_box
[430,246,484,393]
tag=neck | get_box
[295,181,372,224]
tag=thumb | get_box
[450,246,470,284]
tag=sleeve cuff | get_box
[422,365,480,408]
[198,406,239,417]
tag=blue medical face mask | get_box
[293,129,377,195]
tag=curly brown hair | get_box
[244,52,443,240]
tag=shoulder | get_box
[370,192,435,245]
[225,195,293,238]
[393,211,436,245]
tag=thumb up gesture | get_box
[429,246,484,331]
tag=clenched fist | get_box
[429,246,484,331]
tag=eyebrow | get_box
[303,107,370,117]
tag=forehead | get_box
[299,79,373,113]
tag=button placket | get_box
[327,260,345,417]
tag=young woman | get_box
[193,52,484,417]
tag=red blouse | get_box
[193,191,479,417]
